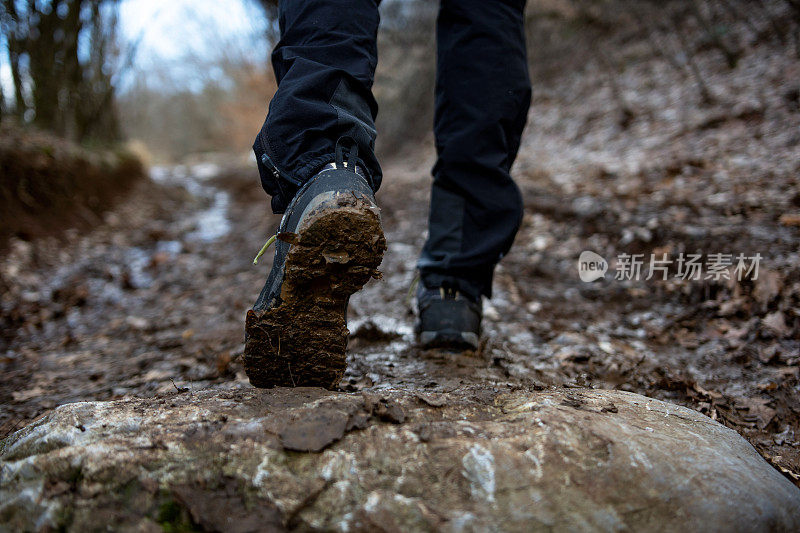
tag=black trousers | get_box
[254,0,531,299]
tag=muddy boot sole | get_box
[244,195,386,389]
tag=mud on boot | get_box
[244,152,386,389]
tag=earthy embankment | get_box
[0,126,144,248]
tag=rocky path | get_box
[1,142,799,528]
[3,385,799,531]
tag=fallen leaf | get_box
[762,311,790,337]
[736,398,777,430]
[778,213,800,227]
[416,393,447,407]
[11,386,46,402]
[753,271,783,308]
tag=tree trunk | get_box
[1,0,121,142]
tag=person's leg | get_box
[245,0,386,389]
[253,0,382,214]
[418,0,531,301]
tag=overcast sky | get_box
[119,0,266,62]
[0,0,269,98]
[118,0,269,90]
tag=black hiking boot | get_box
[244,150,386,389]
[415,281,482,351]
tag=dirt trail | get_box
[2,37,800,485]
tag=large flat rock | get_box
[1,386,798,532]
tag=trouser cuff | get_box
[419,269,491,302]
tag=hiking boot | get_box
[415,281,482,351]
[244,150,386,389]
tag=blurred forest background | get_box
[2,0,798,160]
[4,0,799,243]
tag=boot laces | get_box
[253,234,277,265]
